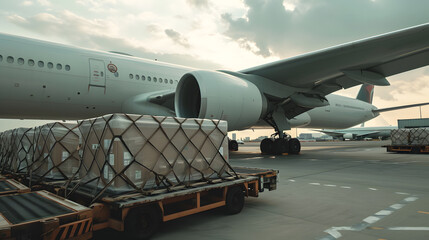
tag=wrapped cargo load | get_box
[9,128,33,174]
[73,114,235,201]
[391,128,429,146]
[30,122,81,182]
[409,128,429,145]
[391,128,411,145]
[0,129,17,172]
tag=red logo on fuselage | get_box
[107,63,118,73]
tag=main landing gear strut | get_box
[260,108,301,155]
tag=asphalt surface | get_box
[96,140,429,240]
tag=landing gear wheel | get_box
[260,138,274,154]
[225,186,245,214]
[125,206,162,240]
[288,138,301,154]
[229,140,239,151]
[272,138,289,155]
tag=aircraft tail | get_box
[356,84,374,104]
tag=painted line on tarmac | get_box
[370,227,429,231]
[395,192,410,195]
[318,195,419,239]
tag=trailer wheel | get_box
[125,206,162,240]
[225,186,245,214]
[411,147,420,154]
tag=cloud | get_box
[222,0,429,58]
[37,0,51,6]
[186,0,209,9]
[21,1,34,6]
[165,29,190,48]
[7,11,221,70]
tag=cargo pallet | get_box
[0,190,93,240]
[0,178,30,196]
[384,145,429,153]
[70,166,278,239]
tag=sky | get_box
[0,0,429,139]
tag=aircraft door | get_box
[89,59,106,87]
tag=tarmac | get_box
[97,140,429,240]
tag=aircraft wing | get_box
[355,131,380,137]
[373,102,429,113]
[241,23,429,98]
[314,129,344,137]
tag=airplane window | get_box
[47,62,53,69]
[114,72,119,77]
[38,61,44,67]
[18,58,24,65]
[56,64,62,70]
[7,56,14,63]
[28,59,35,66]
[129,74,133,79]
[136,75,140,80]
[0,55,2,62]
[65,65,70,71]
[170,79,173,84]
[148,76,151,81]
[154,77,157,82]
[142,75,145,80]
[164,79,168,83]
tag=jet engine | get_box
[343,133,356,140]
[175,70,266,130]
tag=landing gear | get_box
[260,107,301,155]
[260,134,301,155]
[229,139,239,151]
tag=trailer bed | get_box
[384,145,429,153]
[0,191,93,240]
[0,178,30,196]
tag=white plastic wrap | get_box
[391,129,411,145]
[30,122,81,181]
[76,114,232,200]
[391,128,429,145]
[10,128,33,174]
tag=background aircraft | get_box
[316,126,397,140]
[1,23,429,155]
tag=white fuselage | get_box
[0,33,378,130]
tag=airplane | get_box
[316,126,397,141]
[2,23,429,155]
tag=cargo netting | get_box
[29,122,81,183]
[391,128,429,145]
[67,114,236,201]
[10,128,33,174]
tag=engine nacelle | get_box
[175,70,265,130]
[343,133,356,140]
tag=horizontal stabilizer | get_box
[373,102,429,113]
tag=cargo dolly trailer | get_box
[384,128,429,153]
[0,190,93,240]
[384,145,429,153]
[77,167,279,239]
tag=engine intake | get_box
[175,70,265,130]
